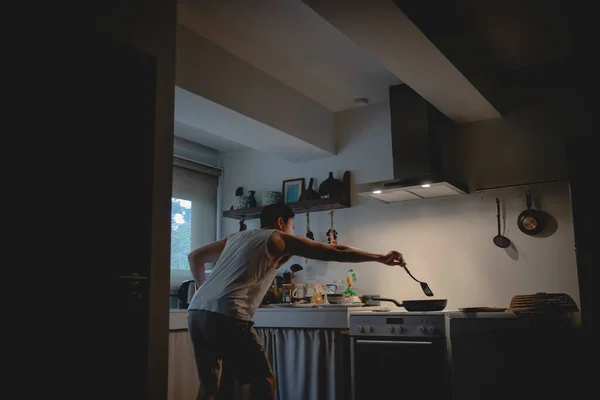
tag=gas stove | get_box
[349,311,447,338]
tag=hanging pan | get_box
[517,189,546,235]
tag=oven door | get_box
[350,337,451,400]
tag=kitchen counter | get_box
[253,305,389,328]
[349,310,519,318]
[169,309,188,330]
[171,308,523,330]
[169,306,389,330]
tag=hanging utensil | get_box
[517,189,546,235]
[402,265,434,297]
[493,198,511,248]
[326,210,338,244]
[306,211,314,240]
[304,212,314,264]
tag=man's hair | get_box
[260,202,295,228]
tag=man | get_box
[187,203,406,400]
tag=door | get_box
[84,33,158,399]
[566,135,594,338]
[566,135,594,398]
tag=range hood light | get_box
[372,190,382,194]
[421,184,431,188]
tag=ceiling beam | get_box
[176,22,336,157]
[393,0,575,114]
[174,87,332,163]
[304,0,500,124]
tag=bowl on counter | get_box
[327,294,346,304]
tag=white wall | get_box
[220,101,580,311]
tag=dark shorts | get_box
[187,309,273,393]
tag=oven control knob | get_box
[419,326,426,333]
[396,326,403,333]
[357,326,364,333]
[364,326,372,333]
[427,327,436,334]
[387,326,394,333]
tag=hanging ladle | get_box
[306,211,314,240]
[326,210,338,244]
[493,197,511,248]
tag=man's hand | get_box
[379,251,406,266]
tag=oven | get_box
[350,312,452,400]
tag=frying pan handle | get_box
[371,296,403,307]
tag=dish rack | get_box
[508,292,579,314]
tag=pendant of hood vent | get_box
[356,84,468,203]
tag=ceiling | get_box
[174,121,248,154]
[178,0,402,112]
[175,0,576,159]
[392,0,575,113]
[394,0,573,72]
[451,0,573,71]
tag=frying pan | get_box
[364,295,447,311]
[517,189,546,235]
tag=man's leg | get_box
[195,358,221,400]
[231,326,276,400]
[249,374,276,400]
[215,360,235,400]
[188,310,223,400]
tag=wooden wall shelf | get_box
[223,171,351,220]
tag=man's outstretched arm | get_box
[269,232,406,266]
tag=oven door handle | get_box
[356,339,433,345]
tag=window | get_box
[170,158,220,289]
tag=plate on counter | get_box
[269,303,319,308]
[293,303,319,308]
[320,303,365,307]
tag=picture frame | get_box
[282,178,305,204]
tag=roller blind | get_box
[170,162,219,273]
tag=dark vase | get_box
[247,190,257,208]
[318,172,343,198]
[300,178,320,201]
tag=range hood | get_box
[356,84,468,203]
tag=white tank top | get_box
[188,229,278,321]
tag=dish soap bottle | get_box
[344,269,361,303]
